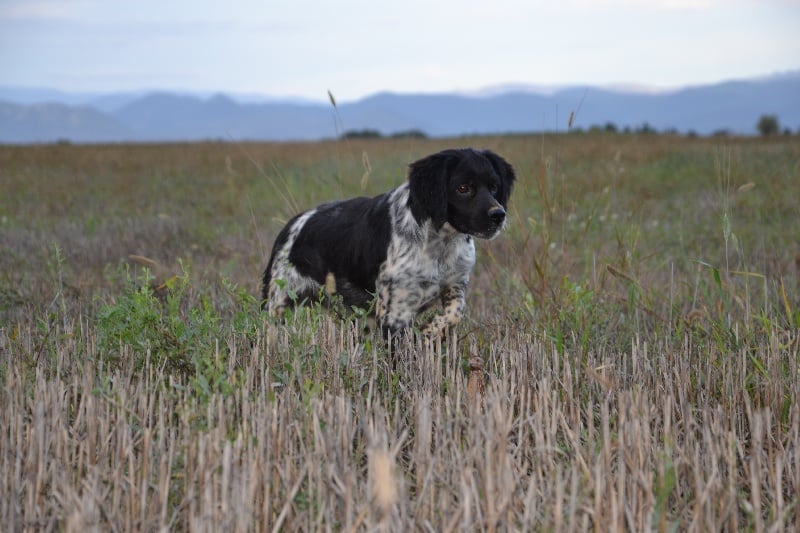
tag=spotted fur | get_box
[261,148,516,337]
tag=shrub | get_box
[341,129,382,139]
[390,129,428,139]
[756,114,779,136]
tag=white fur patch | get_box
[266,209,321,316]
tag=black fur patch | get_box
[289,196,391,308]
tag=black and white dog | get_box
[261,148,515,337]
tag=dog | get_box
[261,148,515,337]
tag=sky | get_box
[1,0,799,103]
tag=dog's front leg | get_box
[375,281,418,337]
[420,283,467,337]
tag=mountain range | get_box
[1,72,798,144]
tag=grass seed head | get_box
[369,448,397,517]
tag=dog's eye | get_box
[490,183,499,195]
[457,184,472,195]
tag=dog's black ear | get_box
[408,151,455,229]
[482,150,516,206]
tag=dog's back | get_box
[261,192,393,313]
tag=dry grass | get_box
[2,318,798,530]
[1,134,799,530]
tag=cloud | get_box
[567,0,716,7]
[0,1,79,20]
[1,0,796,98]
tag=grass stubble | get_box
[0,134,798,530]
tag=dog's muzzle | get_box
[471,206,507,239]
[488,206,506,226]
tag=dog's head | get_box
[408,148,516,239]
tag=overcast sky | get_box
[1,0,798,102]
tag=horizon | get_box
[2,69,798,144]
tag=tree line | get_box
[341,115,794,140]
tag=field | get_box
[1,133,798,530]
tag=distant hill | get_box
[111,92,335,141]
[0,101,132,143]
[1,73,798,143]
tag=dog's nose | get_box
[488,206,506,224]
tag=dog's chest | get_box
[383,231,475,290]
